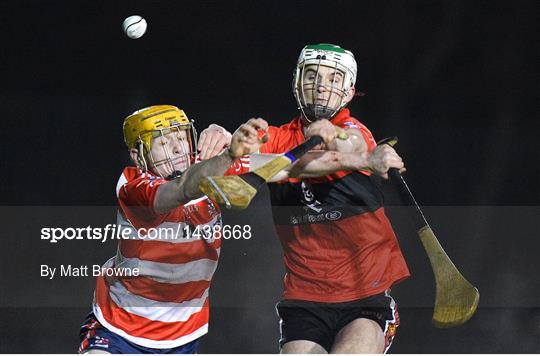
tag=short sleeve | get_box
[118,175,169,228]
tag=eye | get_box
[332,75,343,83]
[304,71,317,80]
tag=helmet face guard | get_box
[123,105,198,179]
[139,125,195,179]
[293,44,357,122]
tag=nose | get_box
[171,139,184,155]
[316,76,336,92]
[316,82,327,93]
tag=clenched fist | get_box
[229,118,269,158]
[367,145,405,179]
[304,119,337,148]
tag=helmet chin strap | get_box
[137,141,149,172]
[299,106,314,123]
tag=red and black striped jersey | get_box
[260,109,410,303]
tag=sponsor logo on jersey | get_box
[300,182,322,213]
[289,209,344,225]
[325,211,342,221]
[343,121,359,129]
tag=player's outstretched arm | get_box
[289,146,404,179]
[154,118,268,213]
[249,144,404,182]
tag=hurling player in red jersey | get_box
[249,44,411,353]
[78,105,267,354]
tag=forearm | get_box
[155,151,235,213]
[251,151,371,182]
[289,151,370,178]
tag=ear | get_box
[343,86,356,105]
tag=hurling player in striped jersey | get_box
[248,44,410,354]
[78,105,268,354]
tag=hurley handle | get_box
[284,135,324,163]
[377,136,428,230]
[377,136,403,181]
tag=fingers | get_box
[247,118,269,131]
[238,125,259,144]
[201,133,228,160]
[198,132,214,160]
[381,167,406,180]
[311,143,327,151]
[238,118,268,143]
[198,131,209,156]
[198,125,232,160]
[236,118,268,143]
[380,145,404,168]
[368,145,406,178]
[305,119,336,145]
[230,117,269,158]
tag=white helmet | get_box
[293,43,357,121]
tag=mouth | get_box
[172,158,187,167]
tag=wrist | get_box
[226,147,241,160]
[351,151,371,171]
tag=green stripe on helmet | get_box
[305,43,346,53]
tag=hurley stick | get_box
[199,135,326,209]
[380,137,480,327]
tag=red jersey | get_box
[260,109,410,302]
[93,160,249,348]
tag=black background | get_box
[0,0,539,353]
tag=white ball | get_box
[122,15,147,39]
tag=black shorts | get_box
[276,291,399,353]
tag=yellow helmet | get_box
[124,105,192,149]
[123,105,198,177]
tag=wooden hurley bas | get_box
[380,136,480,328]
[199,135,325,210]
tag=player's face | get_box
[147,128,191,178]
[300,64,347,113]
